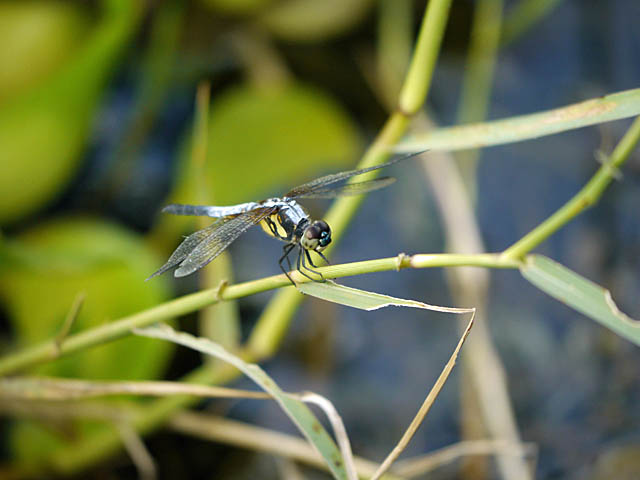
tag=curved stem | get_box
[502,115,640,260]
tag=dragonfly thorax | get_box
[266,198,331,252]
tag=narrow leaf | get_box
[394,88,640,152]
[521,255,640,345]
[297,280,472,314]
[134,324,351,480]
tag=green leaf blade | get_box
[134,324,350,480]
[521,255,640,346]
[297,280,472,314]
[395,88,640,153]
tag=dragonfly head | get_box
[301,220,331,252]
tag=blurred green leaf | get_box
[0,0,142,225]
[10,420,107,471]
[0,218,174,379]
[521,255,640,346]
[135,323,351,480]
[0,1,91,100]
[1,218,174,467]
[258,0,374,42]
[172,81,361,207]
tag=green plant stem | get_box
[0,253,516,378]
[398,0,453,114]
[502,115,640,260]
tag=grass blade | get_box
[371,313,475,480]
[520,255,640,345]
[394,88,640,152]
[297,280,472,314]
[134,324,352,480]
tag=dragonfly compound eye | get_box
[302,220,331,251]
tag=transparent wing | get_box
[173,207,275,278]
[291,177,396,199]
[285,150,426,198]
[146,220,226,280]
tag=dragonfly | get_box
[147,151,424,284]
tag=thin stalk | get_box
[398,0,453,114]
[0,254,517,377]
[502,115,640,260]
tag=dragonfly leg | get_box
[278,243,297,286]
[295,246,317,282]
[303,249,326,282]
[315,251,330,265]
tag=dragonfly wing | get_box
[292,177,396,198]
[285,150,425,198]
[174,206,275,277]
[146,221,224,280]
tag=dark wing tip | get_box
[146,257,187,280]
[145,265,170,281]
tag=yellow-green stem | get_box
[398,0,453,114]
[502,116,640,260]
[0,254,514,378]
